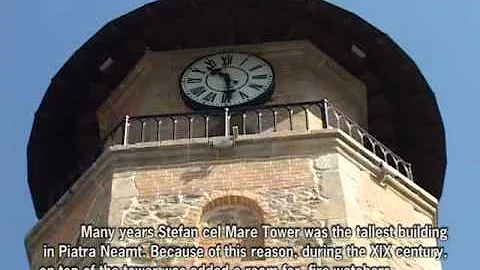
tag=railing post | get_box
[122,115,130,146]
[172,118,177,140]
[156,119,162,142]
[224,107,230,137]
[102,100,415,182]
[321,99,330,128]
[303,107,309,131]
[188,117,194,139]
[257,112,263,132]
[141,120,146,142]
[273,110,278,132]
[242,113,247,135]
[232,126,239,147]
[288,108,294,131]
[205,116,209,138]
[407,163,414,180]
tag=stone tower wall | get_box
[26,132,441,270]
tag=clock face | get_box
[180,52,274,108]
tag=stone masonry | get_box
[26,131,440,270]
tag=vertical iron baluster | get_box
[242,113,247,135]
[345,121,352,137]
[188,117,193,139]
[407,164,413,180]
[333,111,340,128]
[257,112,262,132]
[204,116,209,138]
[172,118,177,140]
[321,99,330,128]
[224,108,230,137]
[303,107,309,131]
[122,115,130,146]
[356,128,363,142]
[120,118,125,145]
[379,147,386,161]
[228,115,232,136]
[141,120,146,142]
[393,157,401,174]
[366,136,374,151]
[336,111,342,128]
[288,108,293,131]
[372,142,379,158]
[273,110,278,132]
[156,119,162,142]
[232,126,239,147]
[395,158,401,168]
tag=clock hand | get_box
[206,67,238,101]
[224,72,231,86]
[206,66,222,75]
[205,66,238,83]
[223,72,236,102]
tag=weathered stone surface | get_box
[26,128,440,270]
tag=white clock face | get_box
[180,52,274,108]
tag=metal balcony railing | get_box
[103,99,413,181]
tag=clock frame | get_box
[179,52,275,109]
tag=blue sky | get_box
[0,1,476,269]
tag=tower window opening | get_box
[351,44,367,58]
[199,196,265,262]
[99,57,114,72]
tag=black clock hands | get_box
[207,66,236,83]
[223,73,235,102]
[207,66,222,75]
[207,66,237,102]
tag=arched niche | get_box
[198,196,265,261]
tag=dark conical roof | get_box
[28,0,446,218]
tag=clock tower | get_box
[25,1,446,270]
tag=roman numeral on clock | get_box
[190,86,207,96]
[249,64,264,72]
[239,91,249,100]
[204,58,217,69]
[221,55,233,67]
[248,83,263,91]
[186,77,202,83]
[252,74,268,79]
[240,56,249,66]
[221,93,229,103]
[191,68,206,74]
[202,92,217,102]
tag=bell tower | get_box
[25,1,446,270]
